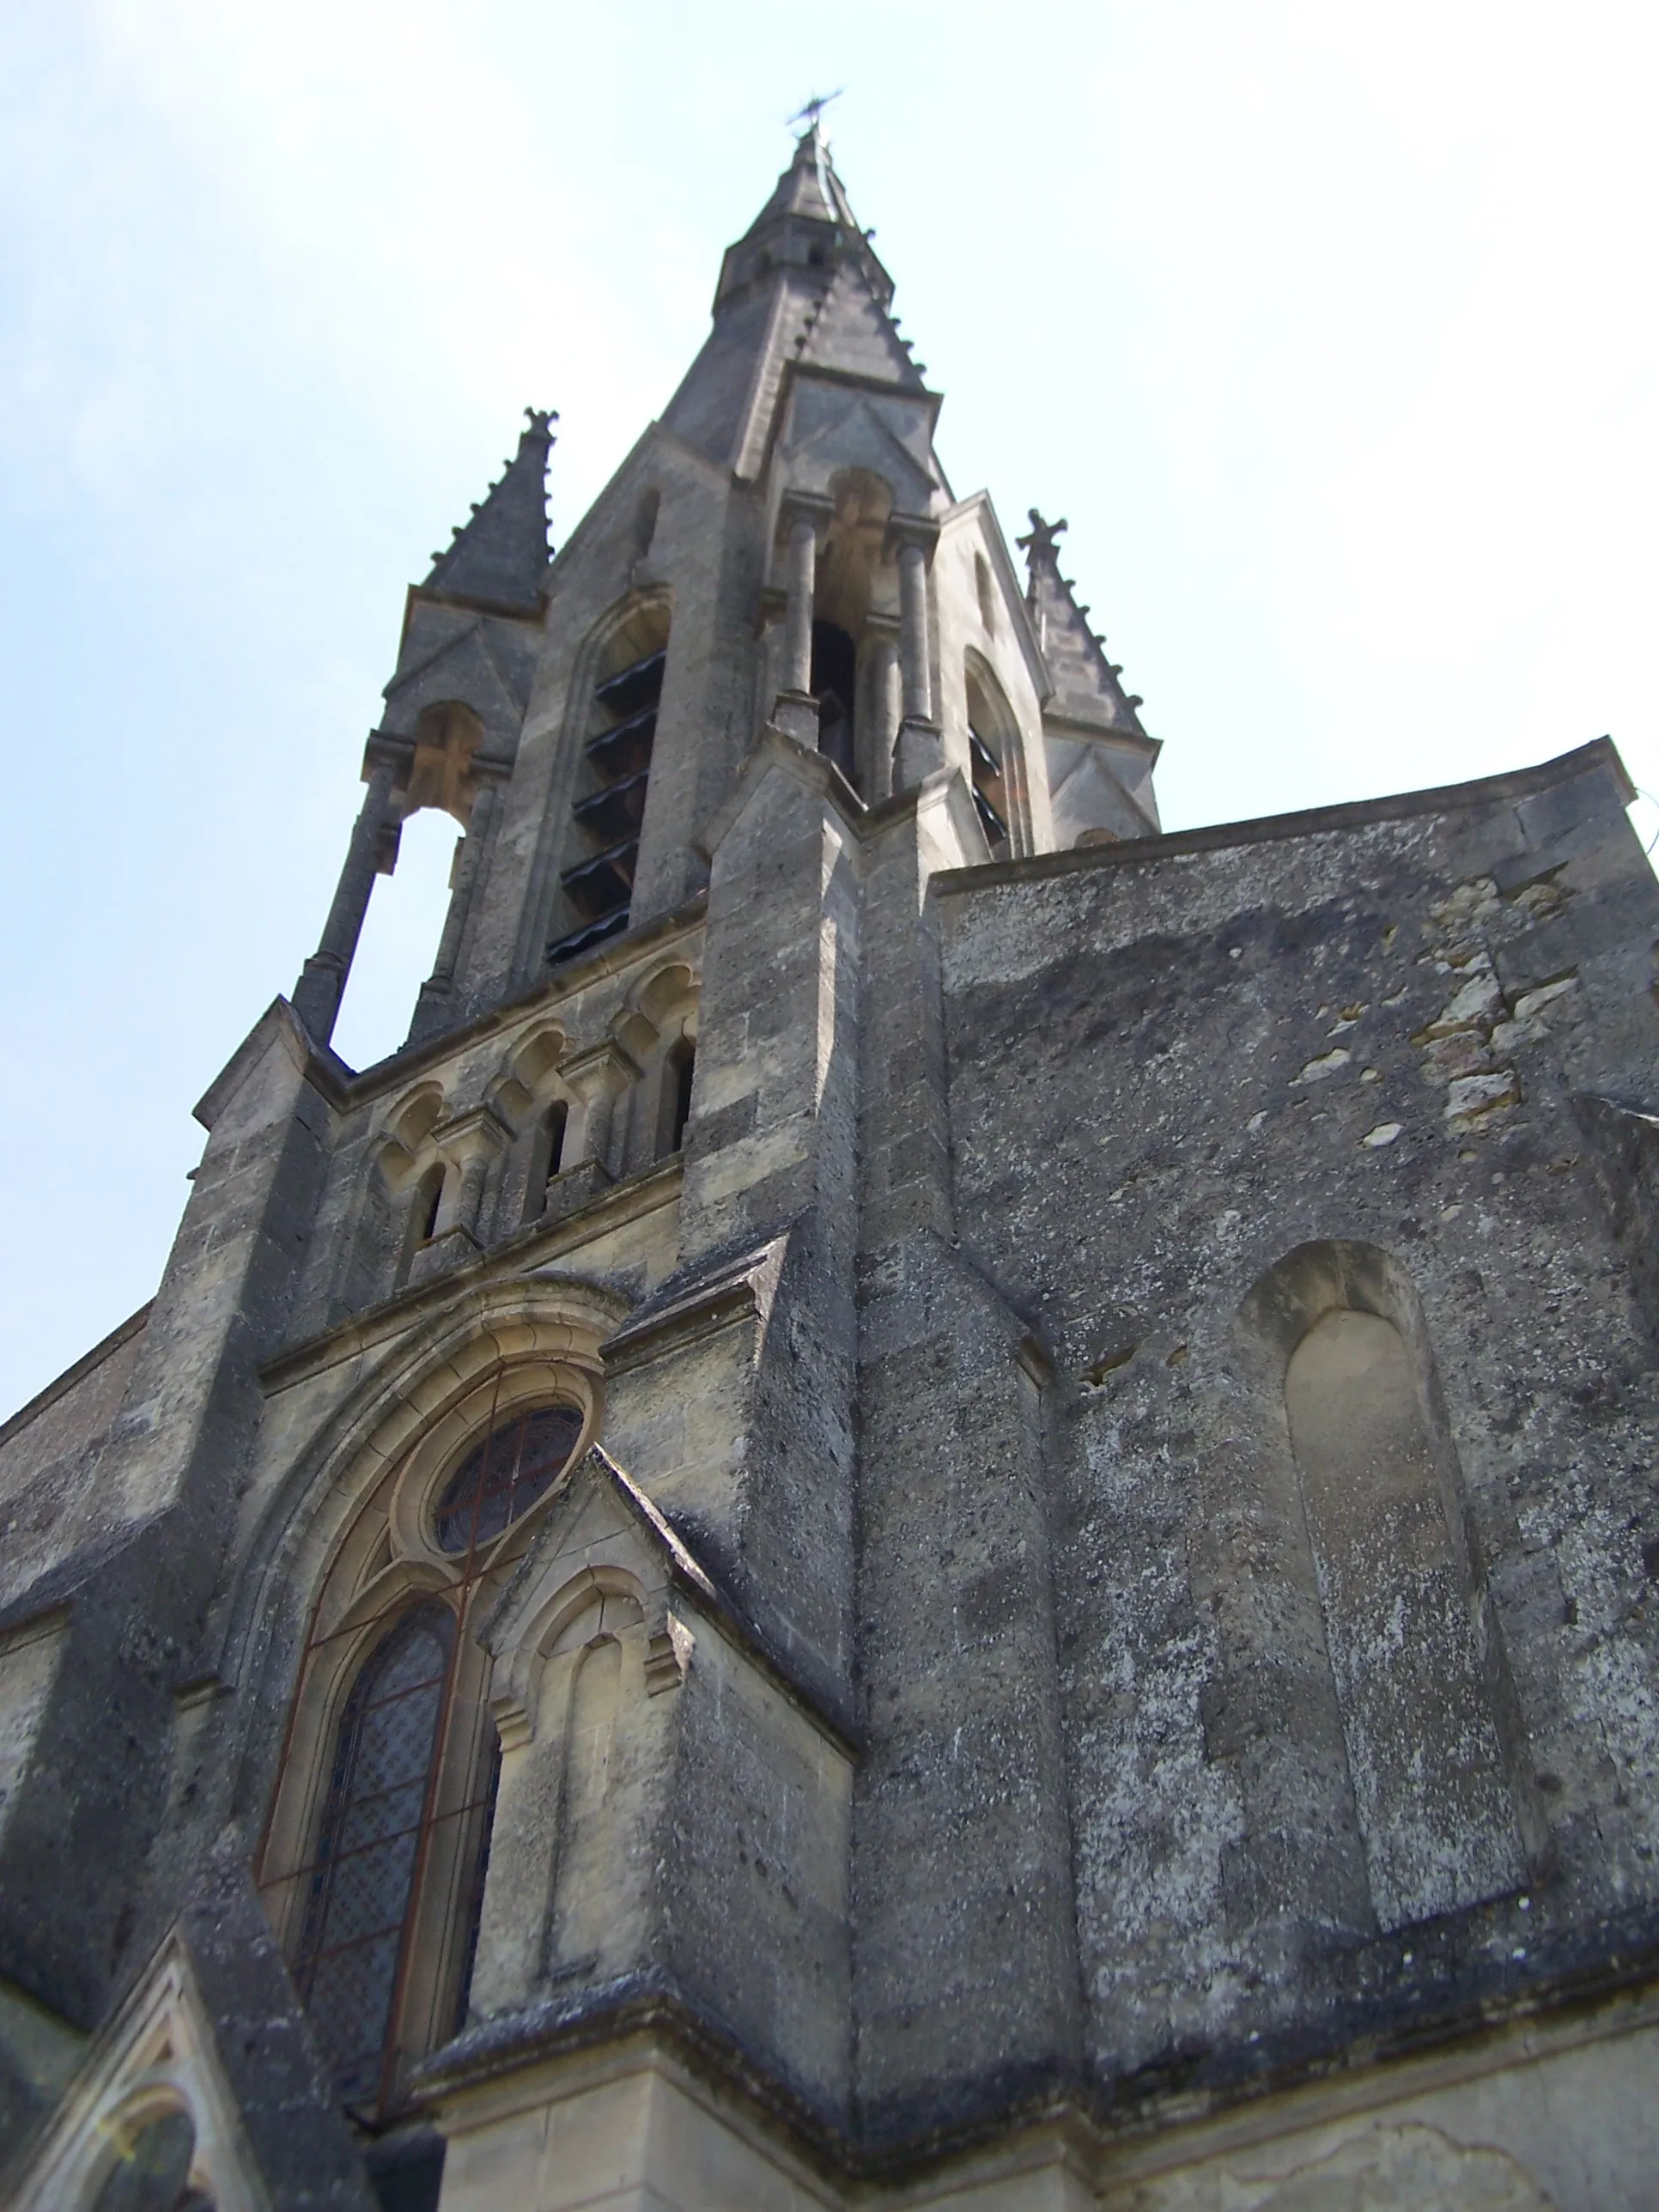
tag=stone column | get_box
[865,619,902,804]
[292,759,399,1043]
[407,779,503,1046]
[890,521,943,789]
[771,495,833,746]
[782,513,817,694]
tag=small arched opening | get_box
[524,1099,569,1221]
[398,1164,446,1285]
[660,1037,696,1158]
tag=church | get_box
[4,120,1659,2211]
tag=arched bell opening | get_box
[549,599,672,969]
[811,618,859,789]
[805,468,900,799]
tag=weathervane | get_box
[788,90,842,132]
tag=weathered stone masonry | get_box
[4,122,1659,2212]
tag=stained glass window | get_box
[293,1607,453,2106]
[434,1404,583,1556]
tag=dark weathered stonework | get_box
[4,124,1658,2212]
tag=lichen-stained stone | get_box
[9,118,1659,2212]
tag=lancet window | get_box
[257,1365,594,2120]
[550,606,670,966]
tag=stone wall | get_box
[934,738,1659,2088]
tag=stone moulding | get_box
[416,1911,1659,2196]
[599,1230,789,1376]
[931,736,1633,898]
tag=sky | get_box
[1,0,1656,1419]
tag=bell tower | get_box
[287,119,1163,1076]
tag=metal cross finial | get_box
[788,90,842,133]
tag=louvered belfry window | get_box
[550,638,666,965]
[292,1606,454,2106]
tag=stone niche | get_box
[1238,1238,1532,1933]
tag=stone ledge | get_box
[932,737,1634,900]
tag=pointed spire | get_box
[423,407,556,613]
[1017,510,1146,736]
[663,125,926,474]
[741,116,861,239]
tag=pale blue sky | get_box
[3,0,1656,1417]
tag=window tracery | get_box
[257,1357,597,2118]
[434,1403,585,1555]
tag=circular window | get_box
[434,1403,584,1555]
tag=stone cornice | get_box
[933,738,1635,901]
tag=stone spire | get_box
[661,125,927,478]
[422,408,556,613]
[1017,508,1146,735]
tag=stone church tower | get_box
[5,124,1659,2212]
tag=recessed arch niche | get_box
[1238,1239,1532,1931]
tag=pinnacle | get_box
[422,408,556,613]
[1018,509,1146,736]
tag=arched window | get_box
[258,1375,592,2119]
[291,1605,455,2108]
